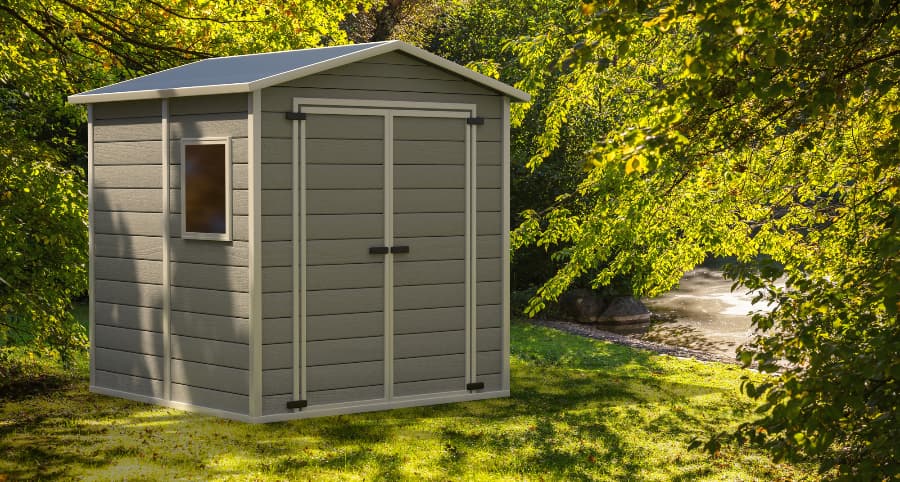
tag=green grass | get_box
[0,320,816,480]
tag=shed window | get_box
[181,138,231,240]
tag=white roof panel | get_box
[69,41,529,103]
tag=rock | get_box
[558,288,608,323]
[597,296,652,323]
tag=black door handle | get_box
[369,246,389,254]
[391,246,410,254]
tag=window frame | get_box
[180,137,233,241]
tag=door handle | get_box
[369,246,389,254]
[391,246,410,254]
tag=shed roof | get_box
[69,40,530,104]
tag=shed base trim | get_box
[90,385,509,424]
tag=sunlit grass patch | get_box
[0,319,818,480]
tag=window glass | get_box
[184,144,227,234]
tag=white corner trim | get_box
[161,99,172,401]
[501,96,512,391]
[248,91,263,417]
[87,104,95,388]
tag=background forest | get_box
[1,0,897,479]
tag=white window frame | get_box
[180,136,233,241]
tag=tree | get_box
[512,0,899,477]
[0,0,372,361]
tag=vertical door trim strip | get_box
[87,104,95,389]
[470,111,479,383]
[291,103,302,405]
[384,112,394,400]
[161,99,171,401]
[464,117,472,385]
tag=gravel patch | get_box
[528,318,742,365]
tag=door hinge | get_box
[285,111,307,121]
[369,246,389,255]
[466,381,485,391]
[466,117,485,125]
[286,400,308,410]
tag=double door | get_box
[296,101,478,406]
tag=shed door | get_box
[297,106,473,406]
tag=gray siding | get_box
[92,101,165,400]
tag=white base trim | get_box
[90,385,509,424]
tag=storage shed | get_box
[69,40,529,422]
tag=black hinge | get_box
[285,111,307,121]
[286,400,308,410]
[369,246,389,255]
[466,117,485,125]
[466,381,485,390]
[390,245,410,254]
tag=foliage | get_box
[0,319,817,480]
[0,0,372,360]
[511,0,899,477]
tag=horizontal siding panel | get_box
[262,241,292,267]
[262,87,502,118]
[262,266,292,293]
[476,188,502,212]
[263,317,292,344]
[262,292,293,319]
[308,263,383,291]
[477,258,502,282]
[94,165,161,189]
[477,350,502,375]
[307,337,384,367]
[170,383,248,414]
[171,263,249,292]
[480,373,502,391]
[95,188,162,212]
[393,306,465,335]
[170,239,249,267]
[95,302,163,332]
[477,281,502,305]
[94,118,161,142]
[95,257,162,284]
[289,75,491,96]
[261,190,292,215]
[171,358,249,395]
[394,354,465,384]
[477,141,502,165]
[308,361,384,392]
[262,369,292,396]
[170,94,247,116]
[477,304,502,329]
[308,190,383,214]
[95,348,163,379]
[394,377,465,397]
[394,330,465,359]
[394,260,465,286]
[171,286,249,318]
[307,214,383,240]
[262,164,293,189]
[307,312,384,341]
[171,335,249,370]
[95,280,163,308]
[94,370,163,398]
[394,140,465,165]
[93,101,161,120]
[394,189,464,213]
[263,343,292,370]
[94,141,161,165]
[478,327,502,352]
[394,283,465,311]
[477,118,503,142]
[307,238,385,265]
[262,137,292,164]
[171,311,248,344]
[94,325,163,356]
[94,234,162,261]
[477,212,502,235]
[95,211,162,236]
[394,165,464,188]
[394,117,466,141]
[310,385,384,405]
[393,236,465,262]
[305,114,383,140]
[394,213,464,237]
[326,60,462,81]
[262,215,292,241]
[477,164,502,188]
[169,112,247,139]
[307,165,384,189]
[306,287,383,316]
[306,139,384,164]
[477,235,502,258]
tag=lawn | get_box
[0,319,817,480]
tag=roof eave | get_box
[67,82,252,104]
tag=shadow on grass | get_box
[1,320,740,480]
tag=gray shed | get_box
[69,40,529,422]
